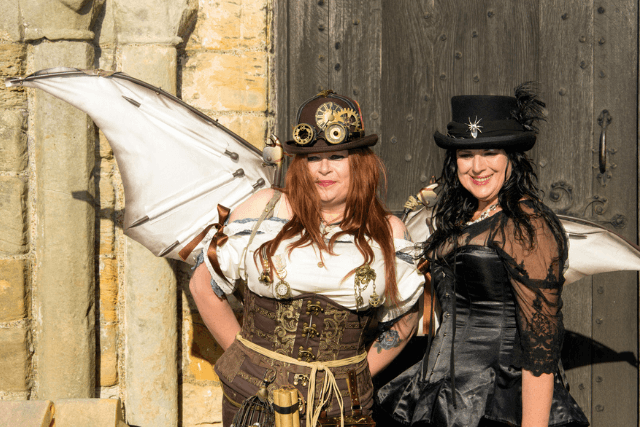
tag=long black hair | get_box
[425,149,566,258]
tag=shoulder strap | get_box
[238,190,283,280]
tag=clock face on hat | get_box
[315,102,342,130]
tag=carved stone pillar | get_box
[21,0,104,400]
[112,1,196,425]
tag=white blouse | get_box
[201,216,424,323]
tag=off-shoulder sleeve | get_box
[497,212,566,376]
[199,219,257,295]
[377,239,425,323]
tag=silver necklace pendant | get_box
[466,202,499,226]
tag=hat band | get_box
[447,119,526,139]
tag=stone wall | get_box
[0,0,274,425]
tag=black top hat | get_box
[283,90,378,154]
[434,94,537,151]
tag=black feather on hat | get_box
[433,82,546,152]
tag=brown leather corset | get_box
[215,290,376,420]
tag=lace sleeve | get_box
[497,209,566,376]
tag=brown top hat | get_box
[283,90,378,154]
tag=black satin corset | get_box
[437,245,512,304]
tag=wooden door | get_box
[274,1,638,425]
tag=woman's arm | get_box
[522,370,554,427]
[189,262,241,350]
[367,304,419,377]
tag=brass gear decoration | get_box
[292,123,315,145]
[338,108,361,131]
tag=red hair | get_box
[256,148,399,306]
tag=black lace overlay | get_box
[376,201,589,427]
[432,199,567,376]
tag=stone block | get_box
[33,41,97,400]
[186,0,268,51]
[0,400,53,427]
[0,258,28,322]
[21,0,102,42]
[181,383,223,427]
[0,43,26,77]
[98,324,118,387]
[0,176,27,254]
[120,45,177,94]
[97,159,116,208]
[187,318,223,381]
[98,218,115,255]
[98,257,118,324]
[112,0,196,44]
[0,2,22,42]
[0,44,27,110]
[98,131,113,159]
[0,109,28,172]
[217,114,268,151]
[53,398,129,427]
[182,51,268,112]
[0,327,30,391]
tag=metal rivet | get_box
[334,63,341,71]
[487,11,494,17]
[317,262,324,268]
[370,112,379,120]
[319,55,325,62]
[579,60,587,69]
[539,158,548,168]
[318,24,325,31]
[440,73,446,80]
[597,286,604,294]
[423,95,429,101]
[352,19,360,25]
[335,42,341,49]
[318,0,324,5]
[473,75,480,82]
[559,88,566,96]
[596,318,603,324]
[353,88,359,96]
[578,383,585,390]
[423,13,431,19]
[420,174,428,183]
[406,114,414,122]
[455,52,462,59]
[472,31,478,38]
[440,34,447,41]
[579,35,586,43]
[598,6,605,14]
[596,376,603,382]
[405,154,412,162]
[390,136,398,144]
[561,13,569,20]
[596,404,604,412]
[443,333,447,337]
[599,70,606,78]
[598,37,605,45]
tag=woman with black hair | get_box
[377,88,590,427]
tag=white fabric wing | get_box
[6,68,273,264]
[558,215,640,284]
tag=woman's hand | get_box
[189,262,241,350]
[521,369,554,427]
[367,305,419,377]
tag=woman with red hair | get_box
[190,91,424,426]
